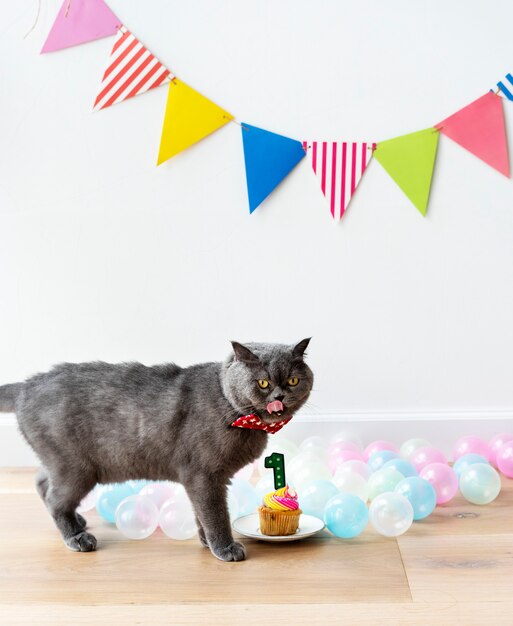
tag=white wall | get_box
[1,0,513,464]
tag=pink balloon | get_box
[328,441,360,458]
[328,449,364,474]
[489,434,513,468]
[363,440,398,462]
[496,441,513,478]
[411,446,448,472]
[420,463,458,504]
[139,482,178,510]
[452,436,491,462]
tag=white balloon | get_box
[369,492,413,537]
[329,431,363,450]
[115,495,159,540]
[229,479,259,516]
[255,474,275,499]
[288,459,332,491]
[300,436,328,451]
[333,470,369,502]
[227,490,239,521]
[336,460,372,480]
[400,438,431,460]
[159,492,197,540]
[257,437,299,475]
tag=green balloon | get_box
[459,463,501,505]
[368,468,405,501]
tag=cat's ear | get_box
[231,341,260,363]
[293,337,311,358]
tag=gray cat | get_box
[0,339,313,561]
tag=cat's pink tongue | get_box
[266,400,284,414]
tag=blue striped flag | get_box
[495,73,513,100]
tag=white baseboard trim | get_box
[2,409,512,467]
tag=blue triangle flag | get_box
[241,123,306,213]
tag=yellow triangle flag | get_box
[157,79,234,165]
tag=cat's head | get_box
[222,339,314,421]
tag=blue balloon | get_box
[96,483,137,523]
[229,478,259,516]
[453,453,489,477]
[368,450,399,472]
[301,479,339,519]
[395,477,436,521]
[382,458,418,478]
[324,493,369,538]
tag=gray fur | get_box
[0,340,313,561]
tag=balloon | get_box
[96,483,137,523]
[255,473,276,499]
[324,493,369,538]
[381,458,418,478]
[328,440,361,458]
[300,435,328,451]
[127,480,149,492]
[367,468,404,501]
[489,434,513,468]
[301,479,339,519]
[234,462,256,482]
[330,431,363,450]
[159,492,197,540]
[459,463,501,505]
[394,477,436,520]
[452,453,489,478]
[333,470,369,502]
[328,449,365,474]
[257,437,299,475]
[496,441,513,478]
[411,446,447,472]
[115,495,159,540]
[452,436,491,463]
[363,440,398,462]
[229,478,259,516]
[367,450,399,473]
[419,463,458,505]
[288,459,332,491]
[400,438,431,460]
[139,482,179,510]
[369,492,413,537]
[77,485,99,513]
[227,490,239,521]
[293,446,329,465]
[336,459,372,480]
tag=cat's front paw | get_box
[211,541,246,562]
[65,531,97,552]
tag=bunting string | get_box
[32,1,512,220]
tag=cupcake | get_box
[258,486,301,536]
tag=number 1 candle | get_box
[265,452,286,489]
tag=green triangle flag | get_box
[374,128,439,216]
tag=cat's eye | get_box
[288,377,299,387]
[257,379,269,389]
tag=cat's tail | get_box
[0,383,23,412]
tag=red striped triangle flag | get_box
[94,27,173,110]
[303,141,376,219]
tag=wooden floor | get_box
[0,470,512,625]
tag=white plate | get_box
[232,513,325,542]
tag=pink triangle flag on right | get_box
[41,0,121,54]
[435,92,510,177]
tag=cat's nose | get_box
[275,394,285,402]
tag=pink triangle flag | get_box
[41,0,121,54]
[435,92,510,177]
[94,27,173,110]
[302,141,376,219]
